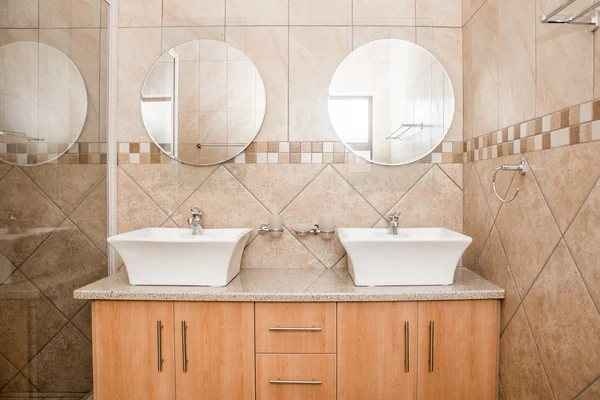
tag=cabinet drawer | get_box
[255,303,336,353]
[256,354,336,400]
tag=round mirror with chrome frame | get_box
[141,39,266,166]
[328,39,455,166]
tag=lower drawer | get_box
[256,354,336,400]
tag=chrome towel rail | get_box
[541,0,600,31]
[492,160,527,204]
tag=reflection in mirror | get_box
[141,39,266,166]
[328,39,454,166]
[0,42,88,165]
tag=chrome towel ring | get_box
[492,160,527,203]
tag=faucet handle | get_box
[389,212,400,222]
[190,207,203,218]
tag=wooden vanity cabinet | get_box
[92,301,255,400]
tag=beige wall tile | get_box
[495,159,562,296]
[439,163,463,189]
[463,20,473,141]
[471,0,498,137]
[462,165,493,268]
[352,26,416,48]
[290,0,351,25]
[0,29,38,46]
[0,0,38,28]
[163,0,225,27]
[70,177,108,255]
[565,180,600,309]
[524,240,600,400]
[463,0,486,25]
[416,0,461,27]
[500,307,554,400]
[226,0,288,25]
[498,0,535,129]
[526,141,600,233]
[417,27,463,142]
[162,27,225,52]
[71,0,101,28]
[577,380,600,400]
[39,0,70,28]
[119,0,162,27]
[353,0,415,26]
[536,0,593,116]
[226,27,288,142]
[289,27,351,141]
[117,28,162,142]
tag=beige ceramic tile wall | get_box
[116,0,464,271]
[0,0,109,395]
[463,1,600,398]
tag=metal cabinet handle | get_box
[156,320,164,372]
[270,379,322,385]
[269,326,322,331]
[181,321,188,372]
[404,321,409,372]
[428,321,435,372]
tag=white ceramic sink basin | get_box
[337,228,472,286]
[107,228,253,287]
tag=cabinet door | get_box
[174,302,255,400]
[338,302,418,399]
[92,301,175,400]
[256,354,336,400]
[417,300,500,400]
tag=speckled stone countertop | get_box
[74,268,504,302]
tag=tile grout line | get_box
[164,165,221,222]
[572,374,600,399]
[377,164,436,220]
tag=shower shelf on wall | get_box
[541,0,600,31]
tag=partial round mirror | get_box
[328,39,454,166]
[141,39,267,166]
[0,41,88,165]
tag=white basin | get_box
[107,228,253,287]
[337,228,472,286]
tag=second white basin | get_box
[107,228,253,287]
[337,228,472,286]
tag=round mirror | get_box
[141,39,267,166]
[0,41,88,165]
[328,39,454,166]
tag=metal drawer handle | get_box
[404,321,409,372]
[156,320,164,372]
[429,320,435,372]
[270,379,322,385]
[269,326,322,331]
[181,321,188,372]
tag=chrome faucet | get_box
[187,207,204,236]
[388,212,400,235]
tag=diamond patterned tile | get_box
[0,253,15,284]
[21,165,106,215]
[226,164,326,214]
[22,323,92,393]
[463,164,494,269]
[121,164,217,215]
[577,379,600,400]
[495,159,561,296]
[0,271,67,369]
[500,307,554,400]
[70,302,92,341]
[475,226,521,330]
[69,178,108,255]
[171,166,271,239]
[117,167,169,233]
[0,168,65,266]
[19,219,108,319]
[386,166,463,232]
[333,163,432,214]
[526,141,600,233]
[0,373,37,393]
[0,164,13,181]
[0,353,18,391]
[241,228,324,269]
[523,240,600,400]
[160,218,179,228]
[474,155,523,218]
[282,166,380,267]
[565,180,600,308]
[439,163,464,189]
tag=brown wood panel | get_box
[174,302,255,400]
[417,300,500,400]
[256,354,336,400]
[337,302,418,400]
[256,302,336,354]
[92,301,175,400]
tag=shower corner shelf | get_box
[541,0,600,32]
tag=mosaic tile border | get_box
[116,140,465,165]
[464,101,600,162]
[0,142,107,165]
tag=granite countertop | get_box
[74,267,505,302]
